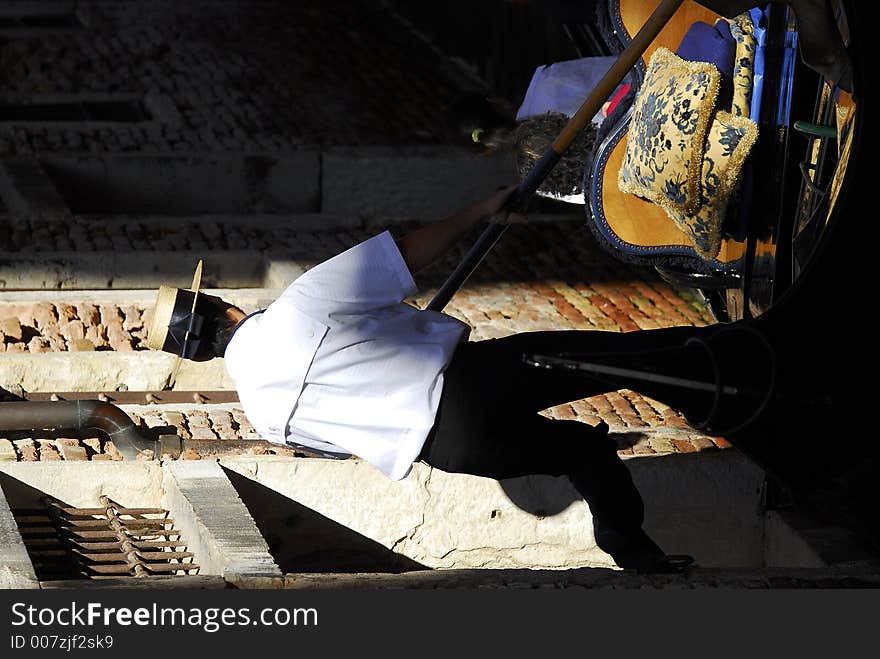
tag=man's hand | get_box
[480,185,528,225]
[396,183,528,275]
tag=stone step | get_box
[0,213,581,287]
[0,351,233,392]
[1,147,515,222]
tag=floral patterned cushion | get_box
[618,47,721,214]
[665,111,758,258]
[729,13,756,118]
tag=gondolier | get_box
[146,185,723,573]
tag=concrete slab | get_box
[0,461,165,510]
[0,351,234,391]
[628,449,767,568]
[764,510,880,568]
[39,153,320,215]
[0,155,71,221]
[0,250,266,290]
[221,456,615,571]
[220,450,771,571]
[161,460,280,580]
[0,287,280,312]
[0,485,39,589]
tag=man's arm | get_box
[395,185,526,275]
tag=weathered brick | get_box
[77,304,101,327]
[0,439,17,462]
[55,438,89,461]
[0,318,23,341]
[83,438,103,454]
[104,441,125,461]
[37,440,62,461]
[189,427,218,440]
[712,437,733,449]
[14,439,38,461]
[671,439,698,454]
[27,336,51,353]
[85,324,109,349]
[588,395,613,415]
[647,437,675,454]
[663,415,692,429]
[141,413,166,429]
[121,306,144,332]
[208,410,234,427]
[692,437,715,451]
[60,319,86,343]
[47,335,66,352]
[136,449,156,461]
[30,303,58,330]
[163,411,186,426]
[114,337,135,351]
[57,304,78,322]
[187,413,211,429]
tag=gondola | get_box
[584,0,875,552]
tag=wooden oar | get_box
[426,0,686,312]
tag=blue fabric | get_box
[516,56,619,120]
[723,7,767,243]
[676,21,736,76]
[676,20,736,111]
[750,6,768,121]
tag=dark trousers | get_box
[418,326,712,564]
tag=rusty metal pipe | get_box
[0,400,155,460]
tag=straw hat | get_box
[146,260,205,363]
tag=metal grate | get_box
[14,497,199,580]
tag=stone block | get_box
[104,441,124,461]
[0,439,17,462]
[55,438,88,461]
[27,336,51,353]
[77,304,101,326]
[85,323,109,349]
[13,439,38,461]
[190,427,218,440]
[29,303,58,330]
[121,306,144,332]
[57,304,78,322]
[83,438,103,454]
[0,318,22,341]
[37,440,62,461]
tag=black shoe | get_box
[637,554,695,575]
[594,523,694,574]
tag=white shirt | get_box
[223,231,470,480]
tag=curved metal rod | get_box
[0,401,156,460]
